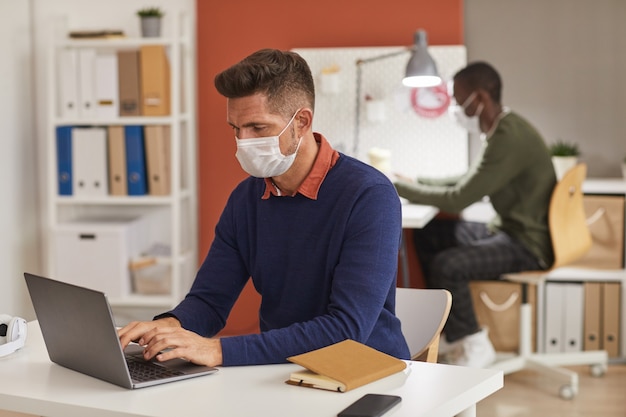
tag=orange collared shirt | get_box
[262,133,340,200]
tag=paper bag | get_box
[469,280,536,352]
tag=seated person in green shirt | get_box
[394,61,556,368]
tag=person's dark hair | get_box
[453,61,502,103]
[214,48,315,118]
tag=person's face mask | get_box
[450,92,484,134]
[235,110,302,178]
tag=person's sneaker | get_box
[448,328,496,368]
[438,333,462,355]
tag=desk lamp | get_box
[354,29,441,155]
[403,30,441,88]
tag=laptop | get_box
[24,272,218,389]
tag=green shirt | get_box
[394,111,556,267]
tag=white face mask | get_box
[449,92,484,134]
[235,110,302,178]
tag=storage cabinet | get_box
[44,13,197,311]
[534,179,626,360]
[537,277,622,359]
[473,180,626,361]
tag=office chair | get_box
[490,163,608,399]
[395,287,452,363]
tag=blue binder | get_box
[56,126,73,195]
[124,125,148,195]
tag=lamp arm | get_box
[354,47,411,155]
[356,47,412,66]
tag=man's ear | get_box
[476,88,491,104]
[296,108,313,134]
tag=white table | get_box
[401,202,439,229]
[400,202,439,287]
[0,322,502,417]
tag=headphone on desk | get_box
[0,314,27,357]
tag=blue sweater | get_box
[166,154,409,365]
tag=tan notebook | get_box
[286,340,407,392]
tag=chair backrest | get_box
[548,163,593,269]
[395,288,452,362]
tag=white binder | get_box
[58,49,79,119]
[95,51,119,119]
[77,48,96,119]
[544,282,564,353]
[563,283,584,352]
[72,127,108,196]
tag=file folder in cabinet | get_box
[124,125,148,196]
[72,127,108,196]
[563,283,584,353]
[583,282,602,351]
[144,125,171,195]
[95,51,119,119]
[77,48,97,119]
[544,282,563,353]
[117,50,142,116]
[58,50,79,119]
[544,282,584,353]
[140,45,170,116]
[602,282,620,357]
[107,126,127,196]
[56,126,73,195]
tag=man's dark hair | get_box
[214,49,315,117]
[454,61,502,103]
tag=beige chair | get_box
[395,287,452,363]
[492,163,608,399]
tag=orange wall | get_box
[196,0,464,335]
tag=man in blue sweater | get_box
[118,49,409,366]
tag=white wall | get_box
[465,0,626,177]
[0,0,39,320]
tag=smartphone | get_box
[337,393,402,417]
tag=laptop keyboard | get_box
[126,355,185,382]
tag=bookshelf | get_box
[44,13,197,313]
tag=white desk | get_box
[0,322,502,417]
[401,202,439,229]
[400,202,439,287]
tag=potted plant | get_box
[137,7,164,38]
[622,155,626,179]
[549,139,580,180]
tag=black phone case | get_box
[337,394,402,417]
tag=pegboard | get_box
[293,45,467,179]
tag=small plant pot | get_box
[140,17,161,38]
[552,156,578,181]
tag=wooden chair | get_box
[395,287,452,363]
[491,163,608,399]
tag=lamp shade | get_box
[402,30,442,88]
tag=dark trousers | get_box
[413,218,543,343]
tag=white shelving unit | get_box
[467,179,626,361]
[529,179,626,361]
[44,13,197,312]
